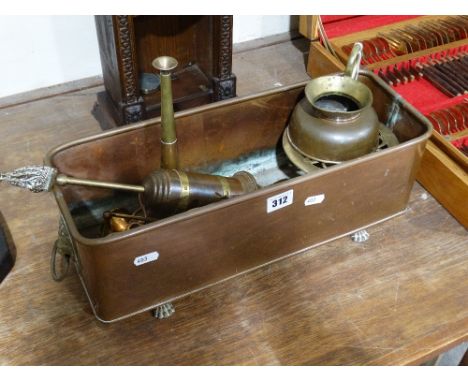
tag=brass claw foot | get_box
[351,229,370,243]
[152,302,175,319]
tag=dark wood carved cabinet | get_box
[95,15,237,128]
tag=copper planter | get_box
[46,71,431,322]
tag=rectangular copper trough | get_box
[46,72,431,322]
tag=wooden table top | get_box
[0,38,467,365]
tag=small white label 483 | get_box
[134,251,159,266]
[267,189,294,213]
[304,194,325,206]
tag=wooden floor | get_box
[0,37,467,365]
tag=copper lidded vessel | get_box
[284,43,381,167]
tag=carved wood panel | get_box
[95,15,236,128]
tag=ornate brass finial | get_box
[0,165,57,193]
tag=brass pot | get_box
[284,43,380,166]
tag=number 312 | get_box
[272,196,288,208]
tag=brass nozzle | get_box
[152,56,179,170]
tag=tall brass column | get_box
[152,56,179,169]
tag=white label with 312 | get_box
[266,189,294,213]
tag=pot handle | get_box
[344,42,363,81]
